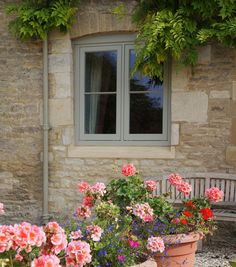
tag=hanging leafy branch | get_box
[132,0,236,79]
[6,0,80,40]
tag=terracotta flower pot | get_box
[154,232,202,267]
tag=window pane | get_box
[85,51,117,92]
[129,93,163,134]
[129,49,163,92]
[85,94,116,134]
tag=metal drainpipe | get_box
[42,36,50,225]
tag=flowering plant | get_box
[0,164,224,266]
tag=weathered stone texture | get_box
[0,0,43,224]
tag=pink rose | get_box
[145,180,157,191]
[177,181,192,196]
[122,163,136,177]
[168,173,182,186]
[147,236,165,253]
[205,187,224,203]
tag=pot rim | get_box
[162,231,203,245]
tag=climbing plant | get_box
[131,0,236,79]
[6,0,79,40]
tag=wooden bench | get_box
[154,173,236,222]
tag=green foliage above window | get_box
[132,0,236,79]
[6,0,79,40]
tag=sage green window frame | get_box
[73,34,171,146]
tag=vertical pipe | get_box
[42,36,50,224]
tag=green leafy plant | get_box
[131,0,236,79]
[6,0,79,40]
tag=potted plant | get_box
[0,164,223,266]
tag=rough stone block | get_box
[172,62,190,91]
[197,45,211,64]
[209,90,230,99]
[231,100,236,117]
[62,127,73,145]
[232,81,236,101]
[49,38,72,54]
[232,118,236,145]
[172,92,208,122]
[49,54,72,73]
[171,123,180,145]
[51,73,72,98]
[226,146,236,163]
[49,99,73,126]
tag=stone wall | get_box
[0,0,43,224]
[0,0,236,224]
[47,0,236,219]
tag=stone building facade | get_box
[1,0,236,224]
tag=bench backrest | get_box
[154,173,236,206]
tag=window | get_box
[74,34,170,145]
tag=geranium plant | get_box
[0,164,224,266]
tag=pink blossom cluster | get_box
[205,187,224,203]
[168,173,182,186]
[43,222,67,255]
[133,203,154,222]
[76,206,91,219]
[146,236,165,253]
[90,182,106,196]
[78,182,106,197]
[31,255,61,267]
[66,240,92,267]
[0,222,46,261]
[69,230,83,240]
[122,163,136,177]
[86,225,103,242]
[144,180,157,191]
[0,203,4,215]
[82,196,94,208]
[168,173,192,196]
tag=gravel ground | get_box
[195,244,236,267]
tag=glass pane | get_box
[129,49,163,92]
[85,51,117,92]
[130,93,163,134]
[85,94,116,134]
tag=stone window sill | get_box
[67,146,175,159]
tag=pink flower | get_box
[145,180,157,191]
[147,236,165,253]
[31,255,61,267]
[43,222,67,255]
[66,240,91,267]
[78,182,90,193]
[82,196,95,207]
[69,230,83,240]
[118,255,126,261]
[133,203,154,222]
[122,163,136,177]
[177,182,192,196]
[86,225,103,242]
[205,187,224,203]
[15,253,23,261]
[128,239,139,248]
[0,203,5,215]
[171,218,180,224]
[90,182,106,196]
[0,225,15,252]
[76,206,91,219]
[168,173,182,186]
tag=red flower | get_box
[180,219,187,225]
[199,208,214,220]
[184,201,196,209]
[183,210,193,217]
